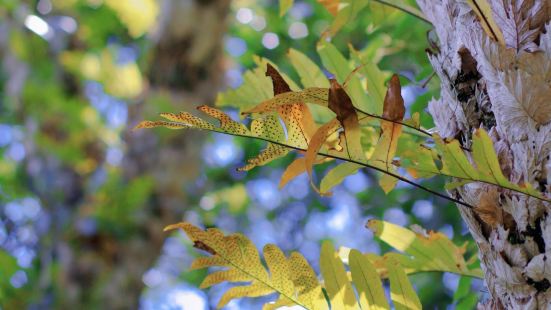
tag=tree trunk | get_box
[416,0,551,308]
[55,1,230,309]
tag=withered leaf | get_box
[382,75,405,122]
[266,63,292,95]
[329,79,356,124]
[369,74,405,193]
[328,79,363,161]
[474,188,515,229]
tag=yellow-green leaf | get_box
[320,162,363,193]
[288,49,330,89]
[279,0,294,16]
[385,257,422,310]
[327,0,369,36]
[367,220,483,278]
[317,41,375,114]
[320,240,359,310]
[349,249,390,310]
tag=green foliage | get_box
[0,250,18,303]
[138,55,549,203]
[166,220,481,309]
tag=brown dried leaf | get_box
[328,79,363,161]
[474,188,514,229]
[266,63,292,95]
[381,75,405,122]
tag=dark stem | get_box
[228,132,474,209]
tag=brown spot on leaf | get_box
[193,241,217,255]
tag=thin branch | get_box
[303,92,435,138]
[224,131,474,209]
[354,107,433,136]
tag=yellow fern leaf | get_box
[250,114,286,143]
[198,105,249,135]
[159,112,215,130]
[165,222,326,309]
[238,143,289,172]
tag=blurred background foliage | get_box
[0,0,482,309]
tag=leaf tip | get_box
[163,222,186,232]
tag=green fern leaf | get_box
[366,220,483,278]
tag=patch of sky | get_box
[6,142,25,162]
[225,36,248,58]
[12,246,35,268]
[250,15,266,31]
[247,178,282,210]
[141,284,208,310]
[236,8,253,24]
[442,272,460,295]
[106,146,124,166]
[225,67,244,88]
[262,33,279,50]
[0,124,13,147]
[290,2,313,19]
[10,270,28,288]
[115,45,138,65]
[284,172,309,200]
[411,199,434,222]
[383,207,409,227]
[439,223,454,239]
[343,171,370,193]
[248,219,277,248]
[202,135,242,168]
[105,99,128,128]
[288,22,308,39]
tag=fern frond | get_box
[365,220,483,278]
[137,50,551,203]
[164,222,326,309]
[168,220,480,309]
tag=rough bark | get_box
[416,0,551,308]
